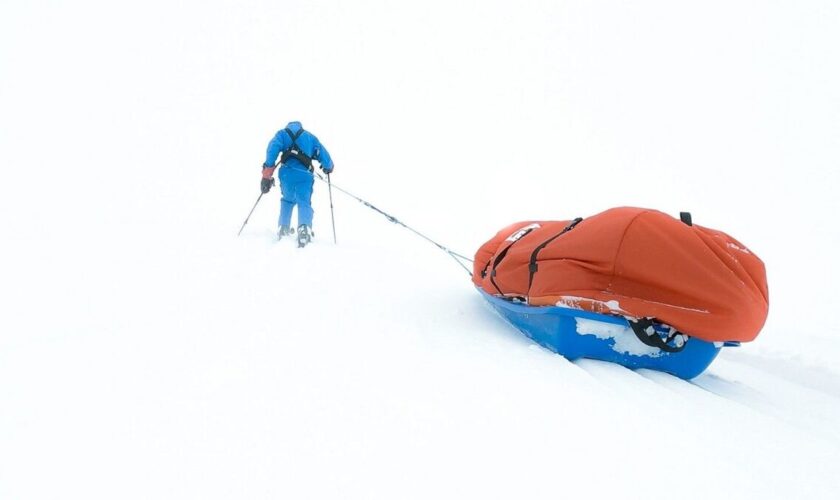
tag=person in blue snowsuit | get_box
[260,121,334,246]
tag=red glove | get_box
[261,165,276,193]
[262,165,276,179]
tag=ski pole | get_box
[237,192,264,236]
[239,163,279,236]
[327,173,337,244]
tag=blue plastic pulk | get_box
[478,289,734,379]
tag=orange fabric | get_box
[473,207,769,343]
[262,166,276,179]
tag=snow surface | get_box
[2,0,840,498]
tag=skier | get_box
[260,121,334,247]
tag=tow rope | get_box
[314,172,474,276]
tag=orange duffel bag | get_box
[472,207,769,343]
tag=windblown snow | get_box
[2,1,840,499]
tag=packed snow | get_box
[574,319,664,357]
[2,1,840,499]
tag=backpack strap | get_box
[280,127,313,170]
[285,127,304,148]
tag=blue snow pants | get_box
[278,166,315,228]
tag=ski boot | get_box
[277,225,295,240]
[297,224,313,248]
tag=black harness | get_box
[280,127,313,170]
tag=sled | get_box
[472,207,766,378]
[479,289,734,379]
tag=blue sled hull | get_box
[479,289,724,379]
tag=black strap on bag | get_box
[627,317,688,353]
[526,217,583,294]
[486,225,540,296]
[280,127,313,170]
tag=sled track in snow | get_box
[569,350,840,447]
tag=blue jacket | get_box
[265,121,334,172]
